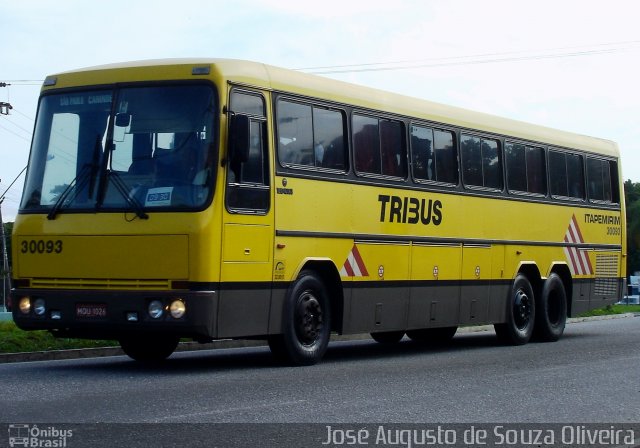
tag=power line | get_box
[297,39,640,70]
[296,39,640,74]
[0,115,32,136]
[0,190,21,205]
[1,80,43,85]
[11,108,34,122]
[0,166,27,203]
[0,123,31,142]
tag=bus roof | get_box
[45,58,619,158]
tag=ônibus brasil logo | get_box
[8,424,73,447]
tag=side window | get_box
[549,150,568,197]
[566,153,585,199]
[461,135,482,187]
[276,99,347,171]
[380,119,405,177]
[411,125,457,185]
[353,114,380,174]
[587,157,619,203]
[482,139,502,190]
[313,107,346,170]
[434,129,457,185]
[526,145,546,195]
[410,125,434,181]
[242,121,267,185]
[461,134,502,190]
[549,150,584,199]
[227,90,269,212]
[506,142,546,195]
[277,101,313,166]
[353,113,406,178]
[505,142,527,192]
[231,93,265,116]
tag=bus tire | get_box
[533,273,567,342]
[370,331,405,344]
[119,335,179,363]
[406,326,457,344]
[494,274,535,345]
[268,270,331,366]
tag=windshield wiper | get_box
[107,170,149,220]
[47,163,94,220]
[47,134,103,220]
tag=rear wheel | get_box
[406,326,457,344]
[533,273,567,342]
[119,335,179,363]
[494,274,535,345]
[370,331,405,344]
[268,271,331,366]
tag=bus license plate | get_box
[76,303,107,318]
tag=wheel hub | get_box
[295,292,323,345]
[513,289,531,330]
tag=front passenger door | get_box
[219,88,273,338]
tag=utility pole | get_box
[1,82,14,310]
[0,194,10,312]
[0,82,12,115]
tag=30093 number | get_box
[606,226,621,236]
[20,239,63,254]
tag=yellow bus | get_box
[11,59,626,365]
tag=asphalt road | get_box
[2,317,639,447]
[1,315,638,426]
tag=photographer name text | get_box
[321,425,635,447]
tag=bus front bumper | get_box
[11,288,217,340]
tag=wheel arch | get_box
[516,262,543,300]
[297,258,344,333]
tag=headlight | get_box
[33,298,46,316]
[170,300,186,319]
[19,297,31,315]
[148,300,164,319]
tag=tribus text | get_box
[378,194,443,225]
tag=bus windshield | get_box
[21,84,217,216]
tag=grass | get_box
[577,303,640,317]
[0,303,638,354]
[0,321,115,354]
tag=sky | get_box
[1,0,640,221]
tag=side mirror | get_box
[114,113,132,143]
[115,113,131,128]
[229,114,250,164]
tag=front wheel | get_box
[268,271,331,366]
[494,274,535,345]
[119,335,179,363]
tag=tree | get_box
[624,179,640,205]
[624,180,640,277]
[2,222,12,264]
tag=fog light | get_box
[33,298,46,316]
[148,300,164,319]
[19,297,31,315]
[170,300,186,319]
